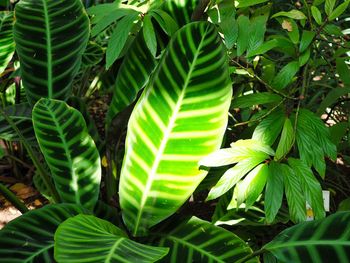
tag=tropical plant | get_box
[0,0,350,262]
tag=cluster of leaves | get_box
[0,0,350,262]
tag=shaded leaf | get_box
[0,12,15,74]
[271,61,299,90]
[275,117,294,160]
[232,92,282,108]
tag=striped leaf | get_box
[119,21,232,236]
[106,32,156,125]
[0,103,35,142]
[13,0,89,104]
[155,216,257,262]
[264,212,350,262]
[162,0,198,26]
[81,41,104,68]
[0,204,89,263]
[55,214,169,263]
[32,98,101,210]
[0,11,15,74]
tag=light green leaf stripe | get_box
[55,215,169,263]
[13,0,89,104]
[155,216,257,263]
[0,204,89,263]
[32,98,101,210]
[264,212,350,263]
[0,11,15,74]
[119,22,232,236]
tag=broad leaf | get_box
[271,61,299,90]
[232,92,282,108]
[81,41,104,68]
[288,158,325,219]
[252,110,285,146]
[311,6,322,25]
[143,14,157,57]
[162,0,198,26]
[33,99,101,210]
[283,164,306,223]
[235,0,269,8]
[106,32,156,125]
[275,117,294,160]
[0,204,89,262]
[271,10,307,20]
[237,15,250,56]
[155,216,257,262]
[54,215,169,263]
[119,22,232,236]
[264,212,350,262]
[265,161,284,223]
[0,11,15,74]
[13,0,90,104]
[299,30,315,53]
[329,1,350,20]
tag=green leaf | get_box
[237,163,269,207]
[106,12,140,69]
[155,216,257,262]
[235,0,269,8]
[143,15,157,57]
[207,154,268,201]
[81,41,104,68]
[264,212,350,262]
[323,24,343,36]
[217,0,237,49]
[13,0,90,104]
[325,0,336,16]
[329,0,350,20]
[237,15,250,56]
[271,61,299,90]
[275,117,294,160]
[329,122,349,146]
[299,30,315,53]
[0,204,89,262]
[54,215,169,263]
[247,39,278,57]
[150,9,179,36]
[299,48,311,67]
[161,0,198,27]
[272,10,307,20]
[0,12,15,74]
[252,110,285,146]
[283,18,299,44]
[32,99,101,210]
[200,139,274,167]
[288,158,325,220]
[106,32,157,125]
[0,103,35,142]
[232,92,282,108]
[283,164,306,223]
[119,22,232,236]
[336,58,350,86]
[311,6,323,25]
[247,15,268,54]
[216,204,266,226]
[317,87,350,115]
[265,161,284,224]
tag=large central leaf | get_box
[119,21,232,236]
[13,0,89,104]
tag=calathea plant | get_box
[0,0,350,262]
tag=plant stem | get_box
[0,182,28,214]
[0,109,61,203]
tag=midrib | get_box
[42,0,52,97]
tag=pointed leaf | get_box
[143,15,157,57]
[0,11,15,74]
[235,0,269,8]
[13,0,90,104]
[317,87,350,115]
[237,15,250,56]
[329,0,350,20]
[325,0,336,16]
[275,117,294,160]
[106,32,157,125]
[55,215,169,263]
[106,12,140,69]
[81,41,104,68]
[311,6,322,25]
[283,164,306,223]
[247,39,278,58]
[0,204,89,262]
[32,99,101,210]
[264,212,350,263]
[119,22,232,236]
[271,61,299,90]
[155,217,257,262]
[272,10,307,20]
[288,158,325,219]
[299,30,315,53]
[150,9,179,36]
[232,92,282,108]
[265,161,284,224]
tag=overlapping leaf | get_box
[119,22,232,236]
[54,215,169,263]
[264,212,350,262]
[13,0,89,104]
[0,11,15,74]
[0,204,89,262]
[32,98,101,210]
[155,217,257,262]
